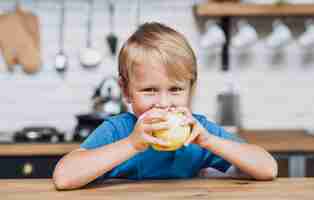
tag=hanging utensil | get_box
[136,0,141,28]
[80,0,102,69]
[54,0,68,74]
[106,0,118,56]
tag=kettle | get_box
[91,76,126,115]
[73,76,127,142]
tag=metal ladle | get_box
[54,0,68,74]
[80,0,102,69]
[136,0,141,28]
[106,0,118,57]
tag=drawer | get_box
[0,156,61,178]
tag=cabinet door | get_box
[0,156,61,178]
[275,157,289,177]
[306,157,314,177]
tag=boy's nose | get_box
[154,93,172,109]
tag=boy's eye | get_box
[142,88,157,92]
[170,87,183,92]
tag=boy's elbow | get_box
[53,179,67,190]
[256,161,278,181]
[52,167,77,190]
[53,172,71,190]
[259,168,277,181]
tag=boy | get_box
[53,22,277,190]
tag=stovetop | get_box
[0,126,72,144]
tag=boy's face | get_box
[123,64,193,117]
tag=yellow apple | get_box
[151,111,191,151]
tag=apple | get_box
[151,111,191,151]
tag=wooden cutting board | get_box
[0,8,40,74]
[0,14,17,69]
[16,5,40,50]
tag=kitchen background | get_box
[0,0,314,136]
[1,0,314,179]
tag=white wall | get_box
[0,0,314,134]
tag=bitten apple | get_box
[151,111,191,151]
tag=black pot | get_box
[73,112,109,142]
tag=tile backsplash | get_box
[0,0,314,134]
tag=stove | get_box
[13,126,65,143]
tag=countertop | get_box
[239,129,314,153]
[1,178,313,200]
[1,129,314,156]
[0,143,79,156]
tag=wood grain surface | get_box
[239,129,314,153]
[0,143,79,156]
[195,3,314,17]
[0,178,313,200]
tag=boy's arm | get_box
[53,109,170,190]
[200,133,278,180]
[53,137,139,190]
[175,107,277,180]
[199,166,250,179]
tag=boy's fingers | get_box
[168,106,176,112]
[138,112,147,121]
[184,129,199,147]
[144,122,170,132]
[141,110,168,124]
[180,117,196,126]
[175,107,191,115]
[141,133,169,146]
[143,116,167,124]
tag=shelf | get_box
[195,3,314,17]
[194,3,314,71]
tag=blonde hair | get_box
[118,22,197,88]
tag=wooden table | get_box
[0,178,313,200]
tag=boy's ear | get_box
[118,77,131,103]
[189,81,197,105]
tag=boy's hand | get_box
[127,108,171,152]
[171,107,210,148]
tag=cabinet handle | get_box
[22,162,33,176]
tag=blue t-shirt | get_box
[80,112,244,180]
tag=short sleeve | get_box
[194,114,246,172]
[80,120,117,150]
